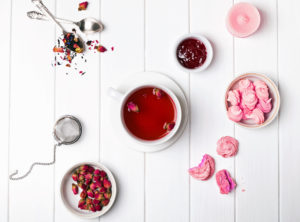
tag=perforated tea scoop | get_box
[9,115,82,180]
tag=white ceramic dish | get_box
[174,33,213,73]
[108,72,189,153]
[225,73,280,128]
[108,84,182,147]
[60,162,117,219]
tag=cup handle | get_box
[107,87,124,101]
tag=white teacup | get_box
[108,84,182,146]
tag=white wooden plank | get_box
[234,0,279,222]
[100,0,145,221]
[189,1,235,222]
[278,0,300,221]
[0,0,12,221]
[8,0,55,221]
[54,0,101,221]
[144,0,190,221]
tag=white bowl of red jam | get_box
[174,34,213,73]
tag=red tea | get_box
[123,87,177,141]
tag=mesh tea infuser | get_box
[9,115,82,180]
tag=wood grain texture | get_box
[278,0,300,221]
[8,0,55,221]
[234,0,279,222]
[189,1,235,222]
[0,0,12,221]
[100,0,145,221]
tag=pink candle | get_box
[226,2,261,38]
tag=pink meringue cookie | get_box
[238,79,254,92]
[217,136,239,158]
[188,154,215,181]
[227,106,243,122]
[216,169,236,194]
[250,108,265,124]
[241,89,258,110]
[227,90,240,106]
[242,108,252,120]
[256,98,272,113]
[254,80,269,101]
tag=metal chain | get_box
[9,144,60,180]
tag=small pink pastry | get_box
[241,89,258,110]
[238,79,254,92]
[226,2,261,38]
[227,106,243,122]
[189,154,215,181]
[217,136,239,158]
[216,169,236,194]
[256,98,272,113]
[227,90,240,106]
[254,80,269,101]
[249,108,265,124]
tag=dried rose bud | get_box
[153,88,163,99]
[72,183,78,195]
[78,199,86,208]
[97,45,107,53]
[85,179,92,185]
[79,165,89,171]
[78,174,85,181]
[90,182,97,190]
[78,182,87,190]
[103,179,111,189]
[87,189,94,198]
[99,187,106,193]
[86,198,92,205]
[104,192,112,199]
[78,1,88,11]
[94,169,101,175]
[89,204,96,212]
[95,193,104,201]
[93,199,100,205]
[88,166,95,173]
[80,190,87,199]
[95,204,102,211]
[85,173,93,180]
[101,199,109,206]
[96,181,103,188]
[93,175,100,182]
[127,102,139,113]
[100,170,107,177]
[163,122,175,131]
[72,172,78,181]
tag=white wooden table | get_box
[1,0,299,221]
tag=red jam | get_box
[123,87,177,141]
[176,38,207,69]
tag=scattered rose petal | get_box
[216,169,236,194]
[217,136,239,158]
[78,1,88,11]
[188,154,215,180]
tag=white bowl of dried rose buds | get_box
[60,162,117,218]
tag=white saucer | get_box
[108,72,189,152]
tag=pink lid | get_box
[226,2,261,38]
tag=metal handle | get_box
[32,0,67,33]
[9,144,60,180]
[27,11,75,25]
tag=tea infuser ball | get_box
[9,115,82,180]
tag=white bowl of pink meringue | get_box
[225,73,280,128]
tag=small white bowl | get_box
[225,73,280,128]
[60,161,117,219]
[174,33,213,73]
